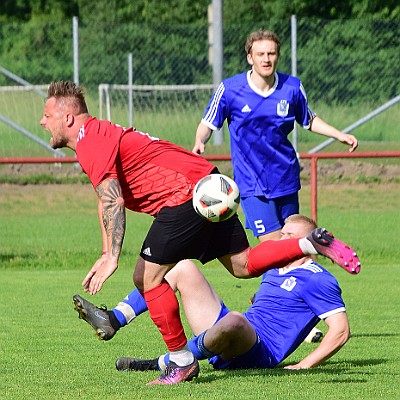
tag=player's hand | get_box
[82,255,118,295]
[192,141,205,155]
[81,254,107,290]
[284,363,307,370]
[338,132,358,152]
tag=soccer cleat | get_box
[73,294,117,340]
[307,228,361,274]
[146,359,199,385]
[116,357,159,372]
[311,330,323,343]
[304,327,323,343]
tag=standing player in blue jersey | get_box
[114,214,351,375]
[193,30,359,242]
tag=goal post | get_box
[98,83,219,150]
[0,83,67,157]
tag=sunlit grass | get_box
[0,183,399,399]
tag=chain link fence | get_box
[0,17,399,156]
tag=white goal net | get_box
[0,84,67,158]
[98,84,217,150]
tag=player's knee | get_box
[222,311,248,332]
[133,272,144,292]
[219,248,252,279]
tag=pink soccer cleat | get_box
[146,359,199,385]
[307,228,361,274]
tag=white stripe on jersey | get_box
[279,260,323,275]
[203,82,225,124]
[319,307,346,320]
[299,82,308,101]
[301,263,323,274]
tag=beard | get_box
[50,134,68,149]
[49,121,68,149]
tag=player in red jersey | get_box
[40,81,360,385]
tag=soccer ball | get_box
[192,174,240,222]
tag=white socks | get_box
[169,345,194,366]
[298,237,318,255]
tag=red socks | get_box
[142,280,187,351]
[142,240,305,349]
[247,238,304,277]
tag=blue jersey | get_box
[244,260,345,366]
[208,260,345,370]
[201,71,316,199]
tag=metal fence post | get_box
[128,53,133,127]
[73,16,79,85]
[291,15,298,153]
[210,0,224,145]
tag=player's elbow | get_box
[337,326,351,347]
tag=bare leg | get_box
[165,260,223,336]
[203,311,257,360]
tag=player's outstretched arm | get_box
[82,178,126,295]
[192,122,213,154]
[284,312,350,369]
[309,116,358,152]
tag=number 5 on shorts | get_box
[254,219,266,235]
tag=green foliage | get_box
[76,0,209,24]
[223,0,400,20]
[0,2,399,105]
[0,19,73,85]
[78,21,210,87]
[2,0,400,23]
[0,0,79,22]
[298,18,400,104]
[1,17,398,104]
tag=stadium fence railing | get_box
[2,151,399,224]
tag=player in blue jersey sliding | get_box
[193,30,359,242]
[75,214,351,379]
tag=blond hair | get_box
[284,214,317,231]
[47,80,88,115]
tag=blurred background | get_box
[0,0,399,157]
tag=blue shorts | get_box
[240,193,299,237]
[207,303,275,370]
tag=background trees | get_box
[1,0,399,23]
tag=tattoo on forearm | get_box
[96,178,126,257]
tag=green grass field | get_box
[1,182,399,399]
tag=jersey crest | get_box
[277,100,289,117]
[280,276,297,291]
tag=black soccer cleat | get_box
[73,294,117,340]
[116,357,160,372]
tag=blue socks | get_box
[188,331,217,360]
[159,331,217,370]
[112,289,148,326]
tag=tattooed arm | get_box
[82,178,126,295]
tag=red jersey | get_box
[75,117,215,216]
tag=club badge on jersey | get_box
[277,100,289,117]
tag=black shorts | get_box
[140,199,249,264]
